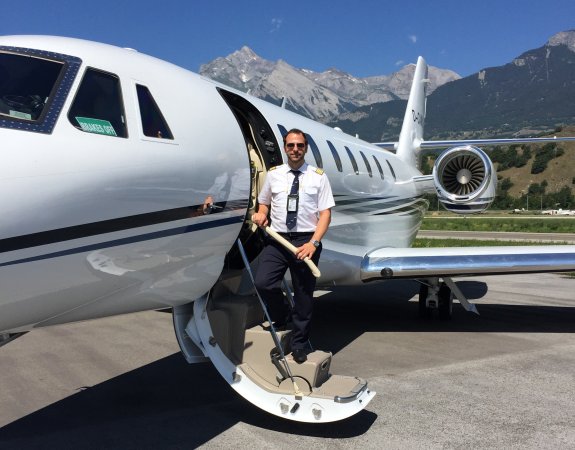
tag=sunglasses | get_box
[286,143,305,149]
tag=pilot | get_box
[251,128,335,363]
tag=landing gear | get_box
[418,279,453,320]
[418,284,431,318]
[437,283,453,320]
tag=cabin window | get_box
[68,68,127,138]
[278,124,288,140]
[326,140,343,172]
[359,151,372,178]
[386,160,397,180]
[0,51,64,123]
[136,84,173,139]
[305,133,323,169]
[345,146,359,175]
[373,155,384,180]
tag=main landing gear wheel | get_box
[438,283,453,320]
[418,282,453,320]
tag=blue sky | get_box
[2,0,574,77]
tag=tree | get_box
[499,177,513,192]
[547,186,574,209]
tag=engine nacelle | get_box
[432,145,496,214]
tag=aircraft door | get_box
[217,89,284,262]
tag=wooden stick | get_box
[263,226,321,278]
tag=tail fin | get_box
[396,56,429,168]
[376,56,575,160]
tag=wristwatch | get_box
[311,239,321,248]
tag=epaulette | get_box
[268,166,278,171]
[315,168,324,175]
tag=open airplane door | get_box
[173,90,374,422]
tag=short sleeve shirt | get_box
[258,162,335,233]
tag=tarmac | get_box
[1,272,574,449]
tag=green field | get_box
[412,238,566,248]
[421,217,575,233]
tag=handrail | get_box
[262,226,321,278]
[235,238,302,397]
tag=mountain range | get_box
[335,30,575,141]
[200,47,460,122]
[200,30,575,142]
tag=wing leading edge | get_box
[361,245,575,281]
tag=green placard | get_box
[75,117,117,136]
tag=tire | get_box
[438,283,453,320]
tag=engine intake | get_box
[433,145,496,214]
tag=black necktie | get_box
[286,170,301,230]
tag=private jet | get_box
[1,35,574,423]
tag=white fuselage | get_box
[0,36,429,334]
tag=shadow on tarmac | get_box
[311,279,575,354]
[0,355,376,449]
[1,279,574,448]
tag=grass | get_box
[420,217,575,233]
[412,238,567,248]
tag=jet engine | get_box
[432,145,496,214]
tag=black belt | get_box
[277,231,314,238]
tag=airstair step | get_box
[312,375,368,402]
[284,350,331,388]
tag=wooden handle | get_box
[263,226,321,278]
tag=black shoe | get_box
[292,348,307,363]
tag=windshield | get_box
[0,46,81,134]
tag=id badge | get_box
[287,194,299,212]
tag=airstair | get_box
[173,240,374,422]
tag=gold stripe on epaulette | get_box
[315,168,324,175]
[268,165,278,171]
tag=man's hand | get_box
[295,242,316,260]
[202,195,214,214]
[251,212,268,227]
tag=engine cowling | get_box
[432,145,496,214]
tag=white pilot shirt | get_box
[258,162,335,233]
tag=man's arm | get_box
[295,208,331,260]
[312,209,331,243]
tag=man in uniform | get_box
[251,128,335,363]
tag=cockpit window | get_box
[0,47,80,134]
[0,52,62,122]
[136,84,173,139]
[68,68,127,138]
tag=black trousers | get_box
[254,233,322,350]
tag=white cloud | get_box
[408,34,417,44]
[395,60,405,66]
[270,18,283,33]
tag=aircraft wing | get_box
[361,245,575,281]
[374,136,575,151]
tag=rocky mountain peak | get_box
[200,46,460,121]
[547,30,575,52]
[236,46,259,59]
